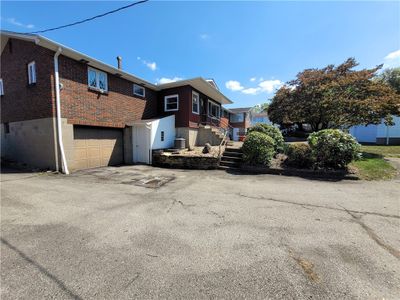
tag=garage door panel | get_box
[72,126,123,171]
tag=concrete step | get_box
[221,155,242,162]
[220,160,241,167]
[222,151,243,158]
[218,165,240,171]
[225,147,242,153]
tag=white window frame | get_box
[133,84,145,97]
[192,91,200,115]
[87,67,108,92]
[164,94,179,112]
[0,79,4,96]
[208,99,221,119]
[27,61,36,84]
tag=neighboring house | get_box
[250,112,272,126]
[228,107,252,141]
[0,31,232,173]
[349,116,400,145]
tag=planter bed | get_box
[153,147,221,170]
[239,164,359,180]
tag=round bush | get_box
[285,143,314,169]
[308,129,361,169]
[247,124,285,153]
[242,132,275,166]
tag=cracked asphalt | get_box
[1,165,399,299]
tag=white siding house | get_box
[350,116,400,145]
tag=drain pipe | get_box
[54,47,69,174]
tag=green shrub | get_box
[242,132,275,166]
[285,143,314,169]
[247,123,285,153]
[308,129,361,169]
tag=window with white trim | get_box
[87,67,108,92]
[133,84,145,97]
[0,79,4,96]
[208,100,220,119]
[192,91,200,114]
[27,61,36,84]
[165,94,179,111]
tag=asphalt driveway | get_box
[1,165,399,299]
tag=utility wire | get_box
[25,0,149,34]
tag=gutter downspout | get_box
[54,47,69,174]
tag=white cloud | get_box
[225,79,283,95]
[385,49,400,60]
[225,80,244,91]
[199,33,210,40]
[250,77,257,82]
[242,87,261,95]
[1,17,34,29]
[383,49,400,68]
[146,61,157,71]
[258,79,283,93]
[137,57,157,71]
[156,77,183,84]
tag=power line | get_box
[25,0,149,34]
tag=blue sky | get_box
[1,1,399,108]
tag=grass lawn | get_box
[350,145,399,180]
[360,145,400,158]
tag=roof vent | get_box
[117,56,122,70]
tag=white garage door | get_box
[72,126,124,171]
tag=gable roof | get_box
[0,30,233,105]
[229,107,253,114]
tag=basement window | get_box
[27,61,36,85]
[133,84,145,97]
[0,79,4,96]
[88,67,108,92]
[165,94,179,111]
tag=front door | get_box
[133,125,150,164]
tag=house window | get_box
[27,61,36,84]
[133,84,145,97]
[0,79,4,96]
[208,100,220,119]
[230,113,244,123]
[165,94,179,111]
[192,91,200,114]
[87,67,108,92]
[161,131,165,142]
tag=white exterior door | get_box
[133,125,151,164]
[233,128,240,141]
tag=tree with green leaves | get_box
[268,58,400,131]
[376,67,400,94]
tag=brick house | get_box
[0,31,232,173]
[228,107,253,141]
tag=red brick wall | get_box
[158,85,192,128]
[58,55,158,128]
[0,38,56,123]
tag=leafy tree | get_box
[376,67,400,94]
[252,102,270,113]
[268,58,400,131]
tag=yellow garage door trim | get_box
[72,126,124,171]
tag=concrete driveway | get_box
[1,165,399,299]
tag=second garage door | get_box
[72,126,124,171]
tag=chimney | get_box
[116,56,122,69]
